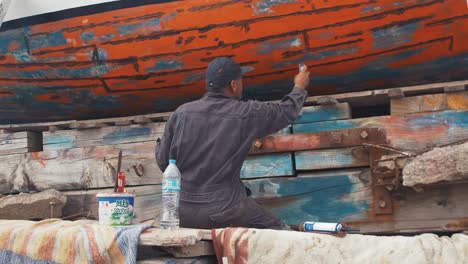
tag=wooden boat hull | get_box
[0,0,467,123]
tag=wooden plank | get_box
[293,110,468,152]
[62,185,161,223]
[241,153,293,179]
[243,169,371,224]
[294,103,351,124]
[0,131,41,155]
[0,141,162,194]
[137,256,216,264]
[164,241,215,258]
[43,123,165,150]
[351,183,468,234]
[391,92,468,114]
[295,147,369,171]
[139,228,212,247]
[305,80,468,107]
[250,127,386,155]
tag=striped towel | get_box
[0,219,149,264]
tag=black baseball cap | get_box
[206,57,243,92]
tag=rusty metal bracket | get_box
[368,146,394,215]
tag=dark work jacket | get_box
[156,87,307,229]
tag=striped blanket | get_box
[0,219,148,264]
[212,228,468,264]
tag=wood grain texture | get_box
[43,122,165,150]
[0,141,162,194]
[241,153,293,179]
[0,131,41,155]
[139,228,212,246]
[243,169,372,224]
[391,91,468,114]
[293,110,468,152]
[294,103,351,124]
[62,185,161,223]
[352,183,468,234]
[295,147,369,171]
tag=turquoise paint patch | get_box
[371,21,420,50]
[103,127,152,144]
[244,175,369,223]
[257,37,301,55]
[252,0,296,15]
[273,46,358,68]
[30,31,67,50]
[43,135,75,149]
[241,153,293,179]
[0,64,116,78]
[146,59,183,72]
[293,119,357,133]
[116,18,161,36]
[295,106,347,124]
[409,111,468,129]
[80,31,114,44]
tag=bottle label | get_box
[162,179,180,191]
[303,222,339,233]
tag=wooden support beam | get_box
[243,169,372,224]
[0,142,162,194]
[163,241,215,258]
[0,131,42,155]
[241,153,293,179]
[137,256,216,264]
[293,110,468,152]
[391,91,468,114]
[43,123,165,150]
[294,103,351,124]
[295,147,369,171]
[444,85,466,93]
[250,128,386,155]
[139,228,212,247]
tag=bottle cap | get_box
[169,159,176,164]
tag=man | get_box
[156,57,310,229]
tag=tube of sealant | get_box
[298,222,360,235]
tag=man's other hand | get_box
[294,64,310,89]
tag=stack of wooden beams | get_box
[0,81,467,234]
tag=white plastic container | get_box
[96,192,135,226]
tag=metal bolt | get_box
[379,200,386,208]
[254,140,263,149]
[385,185,394,191]
[360,131,369,139]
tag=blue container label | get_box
[162,179,180,191]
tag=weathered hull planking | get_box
[0,0,467,123]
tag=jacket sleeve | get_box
[247,87,308,139]
[155,113,176,172]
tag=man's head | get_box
[206,57,243,99]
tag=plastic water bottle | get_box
[160,159,181,229]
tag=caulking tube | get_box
[298,222,360,235]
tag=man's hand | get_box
[294,64,310,89]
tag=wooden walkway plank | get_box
[43,123,165,150]
[139,228,212,247]
[294,103,351,124]
[241,153,293,179]
[0,141,162,194]
[243,169,371,224]
[391,91,468,115]
[293,110,468,152]
[295,147,369,171]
